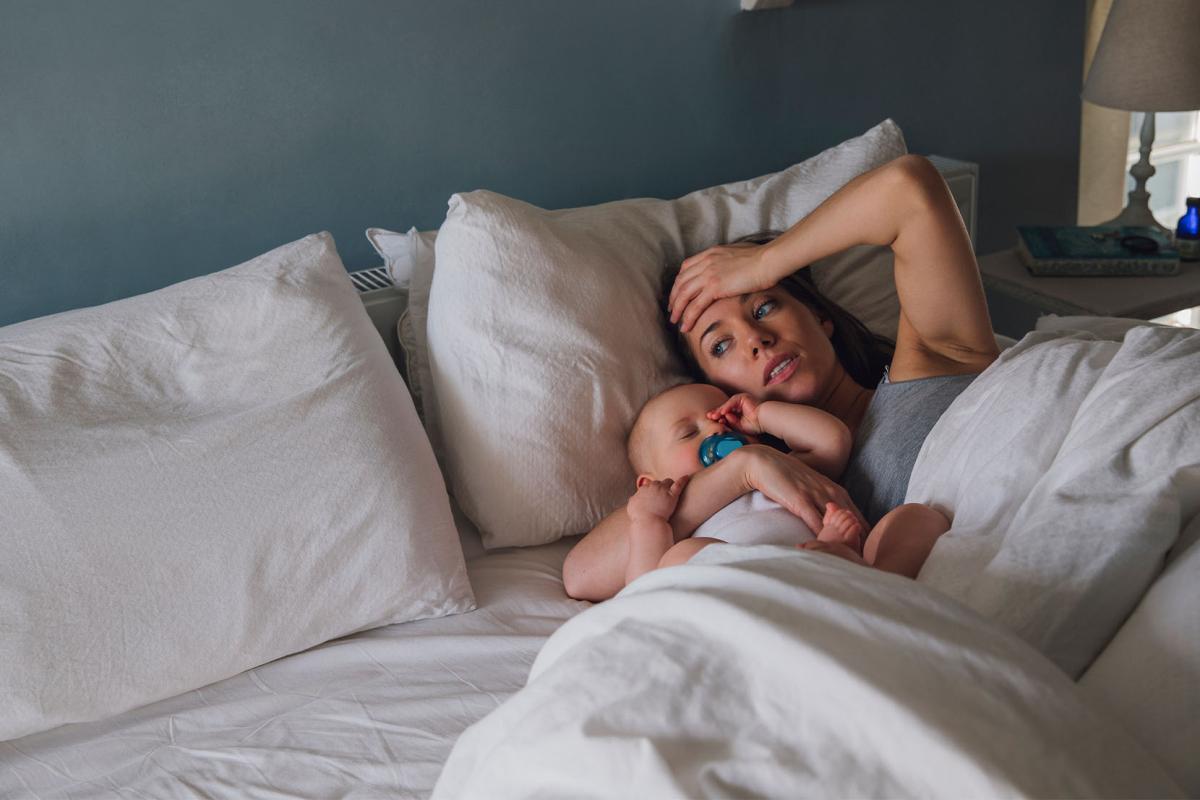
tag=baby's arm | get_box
[756,402,853,479]
[710,394,852,478]
[625,477,686,586]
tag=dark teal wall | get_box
[1,0,1085,326]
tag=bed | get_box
[2,121,1197,798]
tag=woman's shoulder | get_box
[861,365,978,427]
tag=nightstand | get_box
[979,249,1200,338]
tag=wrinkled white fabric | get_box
[435,545,1181,799]
[428,120,907,549]
[1080,515,1200,795]
[693,490,815,547]
[910,326,1200,678]
[0,538,584,799]
[0,233,474,741]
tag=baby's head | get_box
[628,383,752,487]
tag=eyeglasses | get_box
[1088,230,1160,254]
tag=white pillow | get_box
[366,226,440,427]
[367,226,425,287]
[427,120,907,548]
[1036,313,1170,339]
[1078,515,1200,794]
[381,235,894,435]
[809,243,899,341]
[0,232,475,741]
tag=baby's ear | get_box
[636,475,653,488]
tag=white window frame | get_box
[1126,110,1200,228]
[1132,111,1200,329]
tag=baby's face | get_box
[637,383,748,483]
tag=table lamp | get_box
[1082,0,1200,233]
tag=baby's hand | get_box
[708,393,762,435]
[627,476,689,523]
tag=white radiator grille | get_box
[349,267,394,294]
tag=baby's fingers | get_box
[711,397,740,419]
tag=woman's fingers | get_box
[747,448,855,533]
[678,286,715,333]
[669,254,707,313]
[669,270,711,326]
[788,492,825,532]
[669,249,723,317]
[668,272,694,323]
[678,247,718,275]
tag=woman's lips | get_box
[764,355,798,386]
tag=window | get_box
[1128,110,1200,227]
[1132,111,1200,329]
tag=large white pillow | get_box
[1078,516,1200,794]
[376,232,894,444]
[0,232,475,741]
[427,120,907,548]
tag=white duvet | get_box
[436,327,1198,798]
[912,325,1200,677]
[434,547,1179,798]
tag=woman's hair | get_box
[662,231,895,389]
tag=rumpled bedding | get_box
[911,325,1200,677]
[0,538,586,799]
[434,546,1180,799]
[436,326,1198,798]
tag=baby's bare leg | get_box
[863,503,950,579]
[626,518,675,586]
[657,537,725,569]
[817,502,864,551]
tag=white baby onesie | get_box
[693,490,815,547]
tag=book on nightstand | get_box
[1016,225,1181,276]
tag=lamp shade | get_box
[1082,0,1200,112]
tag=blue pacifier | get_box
[699,432,749,467]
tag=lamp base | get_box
[1102,112,1171,236]
[1098,203,1171,236]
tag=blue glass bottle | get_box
[1177,197,1200,262]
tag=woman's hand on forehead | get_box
[669,243,772,332]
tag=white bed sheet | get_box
[0,522,586,799]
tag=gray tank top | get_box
[841,369,977,525]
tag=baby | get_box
[623,382,949,585]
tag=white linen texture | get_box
[0,537,580,798]
[910,325,1200,679]
[0,232,474,741]
[434,545,1181,799]
[426,119,907,549]
[1079,513,1200,794]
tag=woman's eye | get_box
[753,300,776,320]
[710,338,731,358]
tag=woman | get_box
[563,154,999,601]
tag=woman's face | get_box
[682,286,839,405]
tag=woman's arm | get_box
[563,452,752,601]
[669,155,999,380]
[562,445,862,600]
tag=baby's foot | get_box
[817,502,863,553]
